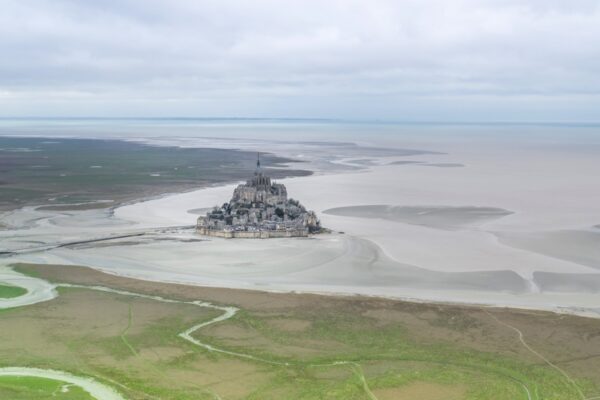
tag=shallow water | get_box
[0,267,56,309]
[0,368,125,400]
[2,120,600,316]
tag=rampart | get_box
[197,227,308,238]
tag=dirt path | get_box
[120,303,138,357]
[484,309,591,400]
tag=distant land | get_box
[0,137,311,212]
[1,117,600,126]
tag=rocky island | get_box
[197,155,321,238]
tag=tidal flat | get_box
[1,263,599,400]
[323,205,513,230]
[0,137,310,212]
[2,123,600,399]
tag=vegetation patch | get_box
[5,263,600,400]
[0,137,310,211]
[0,284,27,299]
[0,376,94,399]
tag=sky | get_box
[1,0,600,122]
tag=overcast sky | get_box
[1,0,599,121]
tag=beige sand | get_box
[2,135,600,315]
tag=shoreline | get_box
[4,165,599,317]
[2,131,600,320]
[6,260,595,321]
[100,161,600,315]
[7,262,600,322]
[84,264,600,320]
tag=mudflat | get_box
[323,205,513,230]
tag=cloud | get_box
[0,0,599,120]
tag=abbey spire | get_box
[254,152,263,177]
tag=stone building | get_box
[197,154,321,238]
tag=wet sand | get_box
[2,132,600,316]
[323,205,513,230]
[419,162,465,168]
[496,230,600,271]
[15,233,528,292]
[534,272,600,293]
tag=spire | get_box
[255,152,262,176]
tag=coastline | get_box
[8,262,600,322]
[2,130,600,319]
[42,262,600,320]
[105,149,600,316]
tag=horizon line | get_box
[0,116,600,127]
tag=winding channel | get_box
[0,267,379,399]
[0,268,57,309]
[0,368,126,400]
[0,267,239,399]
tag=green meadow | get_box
[0,376,94,400]
[0,284,27,299]
[1,263,598,399]
[0,137,309,211]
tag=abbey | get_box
[197,154,321,238]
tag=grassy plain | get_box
[0,376,94,399]
[2,263,600,400]
[0,137,310,211]
[0,283,27,298]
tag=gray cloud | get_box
[1,0,599,120]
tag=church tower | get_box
[255,152,262,175]
[250,152,270,189]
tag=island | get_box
[196,154,321,238]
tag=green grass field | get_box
[0,137,310,211]
[0,284,27,299]
[2,263,599,400]
[0,376,94,399]
[194,308,589,400]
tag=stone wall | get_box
[197,227,308,238]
